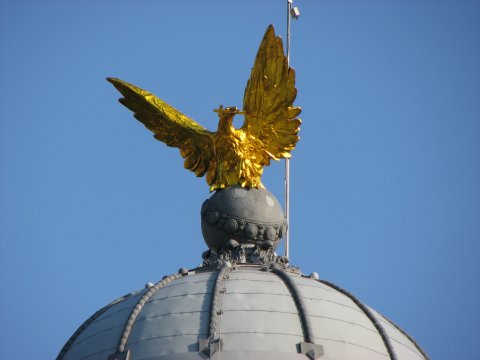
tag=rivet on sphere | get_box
[244,223,258,238]
[266,226,277,240]
[265,195,275,207]
[232,187,247,197]
[224,218,238,233]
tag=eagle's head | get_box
[215,106,241,133]
[217,106,239,119]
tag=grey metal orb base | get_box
[201,185,287,250]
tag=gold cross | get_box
[213,105,246,116]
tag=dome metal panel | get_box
[294,276,389,358]
[369,308,427,360]
[62,290,145,360]
[219,267,303,354]
[125,272,215,359]
[58,265,428,360]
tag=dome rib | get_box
[377,312,430,360]
[317,279,398,360]
[207,265,231,340]
[56,291,141,360]
[112,272,183,359]
[271,268,314,344]
[199,264,231,356]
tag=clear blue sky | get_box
[1,1,479,359]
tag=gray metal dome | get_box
[57,263,428,360]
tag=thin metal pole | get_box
[284,0,292,260]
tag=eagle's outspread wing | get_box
[107,77,215,178]
[241,25,301,168]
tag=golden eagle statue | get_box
[107,25,301,191]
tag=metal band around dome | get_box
[316,279,399,360]
[114,272,183,355]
